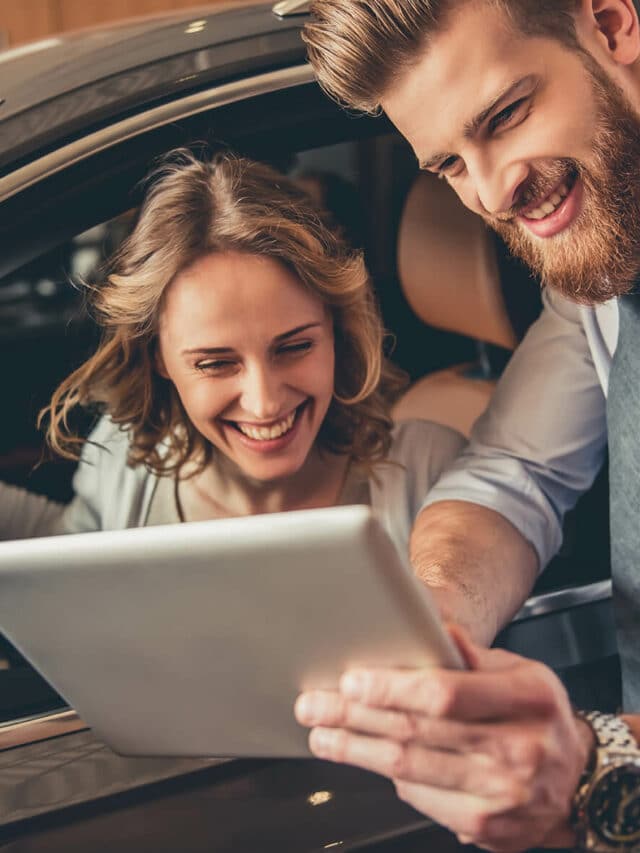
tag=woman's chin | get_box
[237,448,313,484]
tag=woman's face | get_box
[157,250,335,483]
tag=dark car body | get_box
[0,3,617,850]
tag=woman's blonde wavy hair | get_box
[41,150,406,476]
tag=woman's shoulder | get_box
[367,419,466,558]
[64,416,155,533]
[84,415,133,452]
[78,415,154,485]
[388,418,467,466]
[370,417,467,499]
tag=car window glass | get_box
[0,212,136,502]
[0,139,380,727]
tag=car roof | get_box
[0,1,308,173]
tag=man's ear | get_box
[584,0,640,65]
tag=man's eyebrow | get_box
[418,74,537,171]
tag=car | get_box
[0,2,617,849]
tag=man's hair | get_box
[304,0,582,113]
[42,150,405,474]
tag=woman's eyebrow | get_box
[180,324,322,356]
[274,323,323,342]
[181,346,235,356]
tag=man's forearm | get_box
[410,500,539,645]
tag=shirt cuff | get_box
[421,465,564,572]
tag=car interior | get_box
[0,76,616,741]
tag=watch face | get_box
[587,763,640,845]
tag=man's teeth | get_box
[237,410,296,441]
[523,181,570,221]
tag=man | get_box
[294,1,640,849]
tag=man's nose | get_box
[470,159,530,218]
[240,365,283,421]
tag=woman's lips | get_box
[517,175,583,239]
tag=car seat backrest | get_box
[397,171,518,351]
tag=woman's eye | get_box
[195,359,236,373]
[488,98,529,133]
[278,341,313,357]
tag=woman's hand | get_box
[294,629,594,852]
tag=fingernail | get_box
[295,694,317,724]
[341,671,366,699]
[309,727,333,756]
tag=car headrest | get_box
[397,172,518,350]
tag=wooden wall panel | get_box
[0,0,59,48]
[62,0,149,31]
[58,0,226,32]
[0,0,235,47]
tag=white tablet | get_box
[0,505,464,758]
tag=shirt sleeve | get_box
[423,287,608,570]
[0,481,65,540]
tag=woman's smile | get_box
[221,401,310,455]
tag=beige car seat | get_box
[392,172,519,436]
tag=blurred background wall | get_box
[0,1,238,48]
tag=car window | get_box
[0,132,406,728]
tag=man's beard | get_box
[488,58,640,305]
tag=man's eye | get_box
[488,98,529,133]
[278,341,313,357]
[435,156,463,180]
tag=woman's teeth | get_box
[523,180,571,221]
[236,410,296,441]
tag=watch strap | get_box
[579,711,637,751]
[571,711,640,852]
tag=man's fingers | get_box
[295,690,414,739]
[308,727,526,801]
[296,689,520,754]
[393,780,529,851]
[338,661,555,721]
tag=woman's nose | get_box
[240,365,283,421]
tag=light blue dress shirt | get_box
[424,287,619,570]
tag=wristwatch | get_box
[572,711,640,851]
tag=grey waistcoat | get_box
[607,292,640,711]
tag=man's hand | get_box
[295,629,594,853]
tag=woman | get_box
[4,151,464,558]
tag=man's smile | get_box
[520,172,574,220]
[516,170,583,239]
